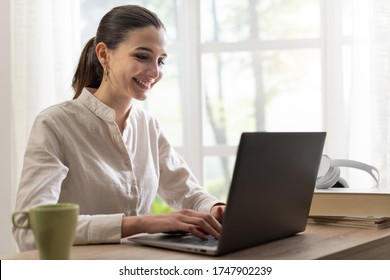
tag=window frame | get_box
[173,0,351,188]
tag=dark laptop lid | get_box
[217,132,326,255]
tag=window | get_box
[79,0,362,202]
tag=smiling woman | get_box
[12,4,225,252]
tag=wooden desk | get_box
[3,224,390,260]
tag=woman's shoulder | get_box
[34,99,80,123]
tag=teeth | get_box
[135,78,153,88]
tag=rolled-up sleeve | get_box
[75,214,123,245]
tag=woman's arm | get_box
[156,129,221,213]
[121,209,222,240]
[13,111,124,250]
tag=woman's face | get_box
[105,26,167,101]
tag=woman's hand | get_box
[210,204,226,223]
[121,209,222,240]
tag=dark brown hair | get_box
[72,5,165,98]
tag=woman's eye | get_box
[135,54,148,61]
[134,54,166,66]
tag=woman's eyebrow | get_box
[135,47,168,58]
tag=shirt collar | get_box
[78,88,116,122]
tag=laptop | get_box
[129,132,326,256]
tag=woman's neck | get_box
[93,87,132,134]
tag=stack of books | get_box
[308,188,390,229]
[308,215,390,229]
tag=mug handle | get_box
[12,211,30,229]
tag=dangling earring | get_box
[104,66,109,82]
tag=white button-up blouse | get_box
[13,88,219,251]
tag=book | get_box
[309,188,390,217]
[308,215,390,229]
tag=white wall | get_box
[0,0,17,255]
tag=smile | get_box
[134,78,154,89]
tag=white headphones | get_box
[315,155,380,189]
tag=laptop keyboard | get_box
[165,234,218,247]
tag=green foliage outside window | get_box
[151,197,174,214]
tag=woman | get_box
[13,5,225,252]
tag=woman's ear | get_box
[95,42,109,67]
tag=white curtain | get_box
[370,0,390,190]
[345,0,390,190]
[11,0,80,190]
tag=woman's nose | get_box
[146,62,160,79]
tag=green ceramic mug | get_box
[12,203,79,260]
